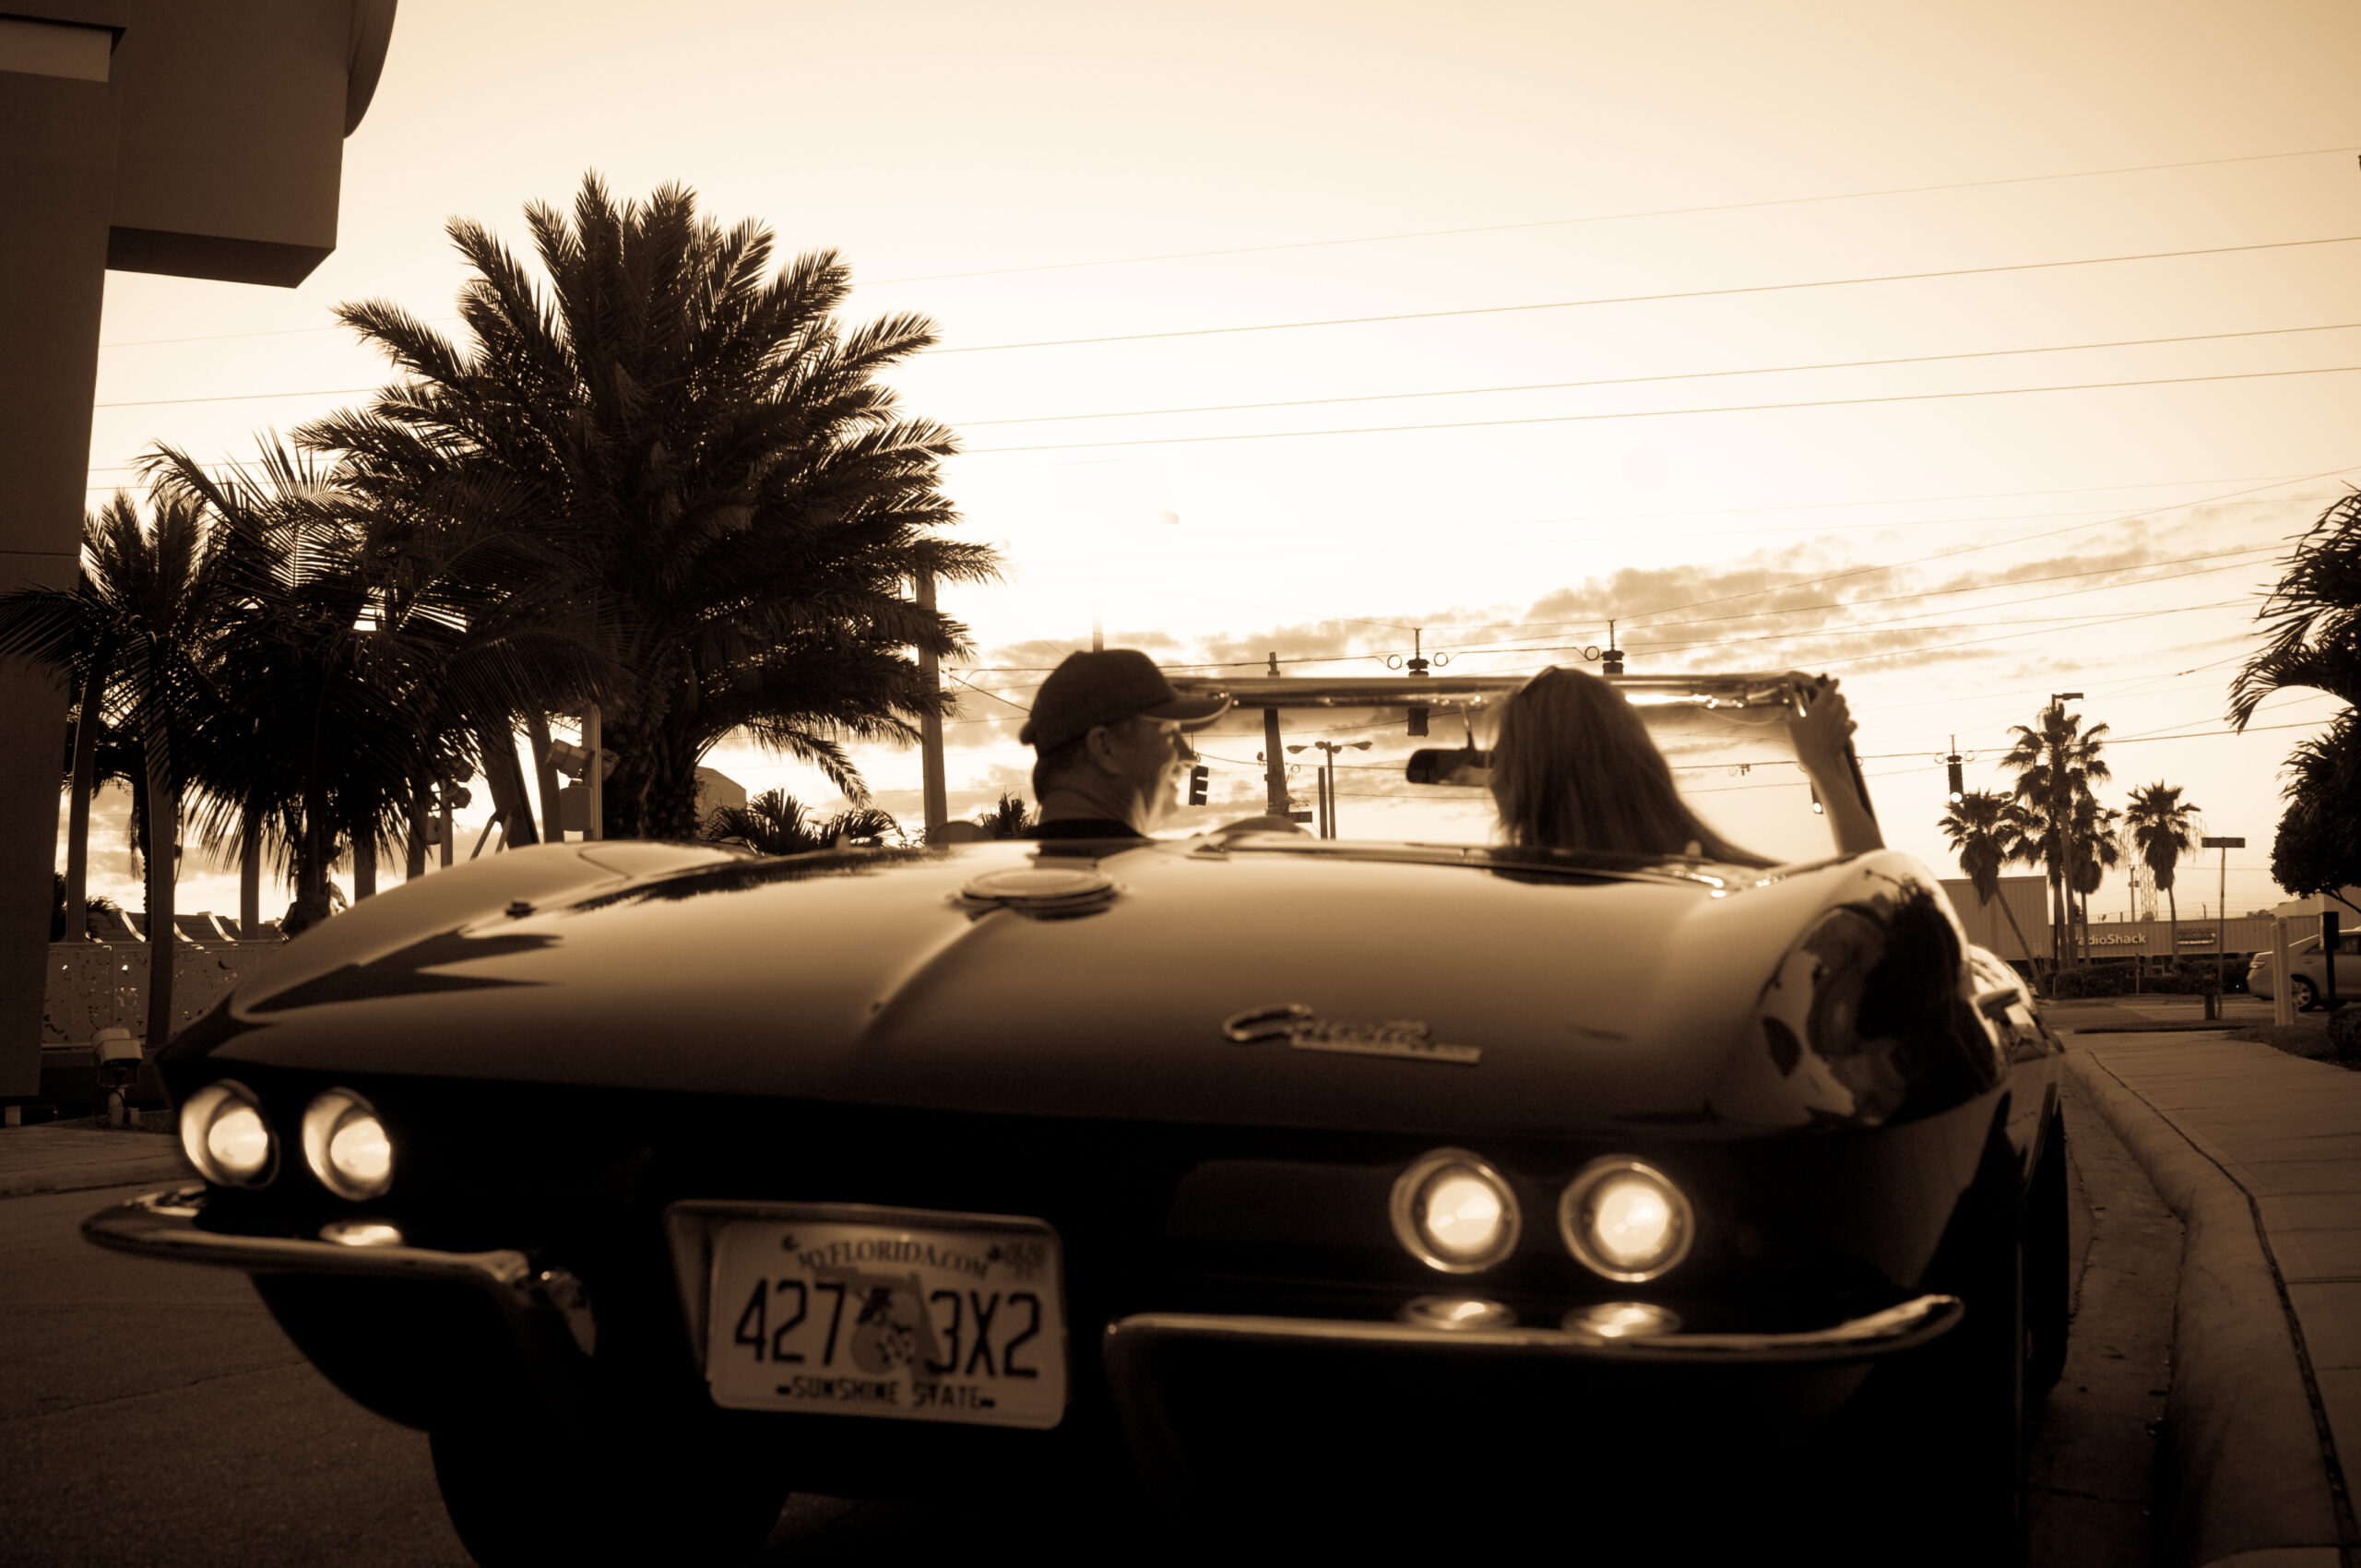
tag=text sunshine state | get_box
[778,1374,995,1411]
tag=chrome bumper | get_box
[1101,1296,1962,1504]
[82,1185,597,1378]
[1105,1292,1961,1369]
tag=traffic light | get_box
[1946,758,1964,803]
[1187,764,1209,806]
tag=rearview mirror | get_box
[1406,747,1491,787]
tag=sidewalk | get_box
[2071,1033,2361,1568]
[0,1121,193,1198]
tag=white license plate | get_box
[699,1207,1066,1430]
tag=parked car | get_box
[86,671,2064,1563]
[2248,929,2361,1009]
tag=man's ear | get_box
[1082,724,1121,774]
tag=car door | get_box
[2337,932,2361,998]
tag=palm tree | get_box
[304,174,999,841]
[2235,489,2361,913]
[0,490,226,1044]
[2001,704,2111,968]
[1940,790,2042,978]
[704,789,900,855]
[150,442,595,910]
[2122,782,2201,959]
[975,790,1034,840]
[2266,713,2361,914]
[2231,489,2361,727]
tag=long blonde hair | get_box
[1489,667,1769,865]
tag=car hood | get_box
[180,837,1961,1138]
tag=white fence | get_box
[43,942,282,1046]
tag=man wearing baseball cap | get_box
[1018,648,1230,839]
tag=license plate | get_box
[696,1206,1066,1430]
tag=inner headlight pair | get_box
[1392,1149,1692,1282]
[179,1081,392,1200]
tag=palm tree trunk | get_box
[2165,885,2179,975]
[2049,869,2066,969]
[527,712,563,844]
[62,663,101,942]
[141,737,176,1047]
[407,770,430,879]
[239,811,260,938]
[473,713,538,849]
[352,830,376,898]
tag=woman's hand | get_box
[1790,674,1857,769]
[1788,674,1884,853]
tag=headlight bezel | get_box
[301,1087,395,1201]
[179,1079,278,1188]
[1390,1147,1523,1275]
[1559,1155,1694,1283]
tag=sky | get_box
[70,0,2361,924]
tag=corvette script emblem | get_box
[1221,1004,1480,1064]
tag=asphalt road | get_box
[2,1075,2179,1566]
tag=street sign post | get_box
[2200,837,2244,1016]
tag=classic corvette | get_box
[86,671,2066,1562]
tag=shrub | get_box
[2329,1007,2361,1060]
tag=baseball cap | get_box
[1017,648,1231,752]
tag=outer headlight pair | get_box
[179,1081,393,1200]
[1392,1148,1693,1283]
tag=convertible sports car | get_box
[87,671,2065,1563]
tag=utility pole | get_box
[916,569,947,840]
[1261,652,1288,817]
[1289,740,1372,837]
[2200,835,2242,1019]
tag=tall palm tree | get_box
[2002,705,2111,968]
[2122,782,2201,958]
[1940,790,2041,977]
[2266,712,2361,914]
[151,443,594,909]
[305,174,999,841]
[0,490,226,1044]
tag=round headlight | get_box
[1391,1148,1522,1273]
[179,1081,277,1187]
[1560,1157,1693,1283]
[302,1088,394,1201]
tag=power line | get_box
[94,147,2361,351]
[960,322,2361,427]
[88,322,2361,429]
[936,234,2361,357]
[960,364,2361,455]
[863,146,2361,284]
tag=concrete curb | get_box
[0,1154,194,1199]
[2068,1048,2348,1568]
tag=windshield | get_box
[1169,672,1857,866]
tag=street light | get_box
[1287,740,1373,838]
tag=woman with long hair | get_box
[1488,666,1879,863]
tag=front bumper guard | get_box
[1100,1295,1961,1505]
[83,1186,596,1400]
[88,1186,1959,1476]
